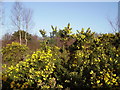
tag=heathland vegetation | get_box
[1,2,120,89]
[2,23,120,89]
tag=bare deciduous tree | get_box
[0,2,4,26]
[107,2,120,33]
[23,8,33,46]
[11,2,34,45]
[107,16,120,33]
[11,2,23,45]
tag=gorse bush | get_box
[2,42,29,65]
[2,24,120,89]
[2,46,63,89]
[62,30,120,88]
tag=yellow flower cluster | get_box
[2,47,59,89]
[90,68,120,88]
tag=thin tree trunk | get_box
[25,31,27,46]
[19,30,21,45]
[25,25,28,46]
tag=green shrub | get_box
[2,46,63,89]
[2,42,29,65]
[2,24,120,89]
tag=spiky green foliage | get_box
[2,42,29,65]
[2,24,120,89]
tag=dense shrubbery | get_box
[2,42,30,65]
[2,24,120,89]
[2,46,63,89]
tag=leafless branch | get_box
[11,2,34,45]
